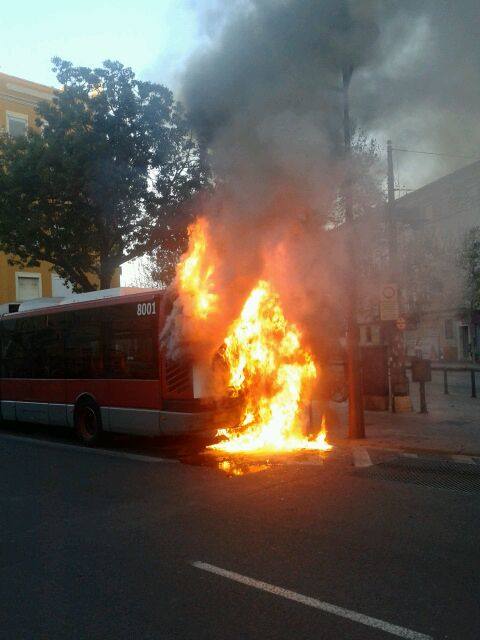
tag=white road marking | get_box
[0,432,176,463]
[352,447,372,468]
[402,453,419,458]
[192,561,432,640]
[452,455,475,465]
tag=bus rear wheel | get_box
[75,400,102,446]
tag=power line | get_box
[391,147,479,161]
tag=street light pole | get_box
[342,65,365,439]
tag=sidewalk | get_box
[316,381,480,456]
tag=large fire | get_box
[177,217,218,319]
[176,218,332,454]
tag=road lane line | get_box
[352,447,372,468]
[192,561,432,640]
[0,432,177,463]
[402,453,418,458]
[452,454,475,465]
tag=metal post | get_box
[386,141,410,405]
[443,369,449,395]
[308,401,314,435]
[342,65,365,439]
[387,141,397,267]
[419,381,428,413]
[471,370,477,398]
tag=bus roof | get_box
[2,287,165,320]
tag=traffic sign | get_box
[380,283,399,321]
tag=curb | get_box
[329,439,480,458]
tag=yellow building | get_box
[0,72,120,307]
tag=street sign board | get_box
[380,283,399,321]
[411,358,432,383]
[396,317,406,331]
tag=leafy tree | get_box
[398,229,460,318]
[125,245,187,290]
[330,129,384,226]
[0,58,207,291]
[459,226,480,313]
[456,227,480,361]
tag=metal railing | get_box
[431,366,479,398]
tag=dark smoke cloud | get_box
[353,0,480,186]
[165,0,480,369]
[170,1,381,364]
[182,0,480,191]
[182,0,379,208]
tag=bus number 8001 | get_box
[137,301,156,316]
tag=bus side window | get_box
[30,316,49,378]
[4,317,35,378]
[106,304,158,379]
[1,319,21,378]
[44,314,66,378]
[65,309,105,379]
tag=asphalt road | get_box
[1,426,480,639]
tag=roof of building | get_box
[0,71,55,94]
[395,158,480,207]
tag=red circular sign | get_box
[382,285,396,300]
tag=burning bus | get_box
[0,217,331,453]
[0,287,237,445]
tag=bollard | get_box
[419,381,428,413]
[443,369,449,394]
[472,370,477,399]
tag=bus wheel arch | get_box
[74,396,103,446]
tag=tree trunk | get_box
[99,259,116,291]
[99,271,114,290]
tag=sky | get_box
[1,0,199,91]
[1,0,204,285]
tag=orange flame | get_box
[210,280,331,453]
[177,217,218,319]
[176,218,332,454]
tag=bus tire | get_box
[74,399,102,446]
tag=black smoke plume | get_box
[183,0,480,189]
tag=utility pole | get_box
[387,140,397,266]
[342,65,365,439]
[386,140,410,410]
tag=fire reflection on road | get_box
[217,459,271,476]
[179,447,333,477]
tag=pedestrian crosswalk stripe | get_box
[451,454,475,465]
[352,448,372,468]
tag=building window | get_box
[444,319,454,339]
[6,112,28,137]
[51,273,74,297]
[15,273,42,301]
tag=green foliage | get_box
[125,245,188,291]
[0,58,208,291]
[330,129,384,226]
[459,226,480,311]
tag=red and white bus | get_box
[0,287,232,444]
